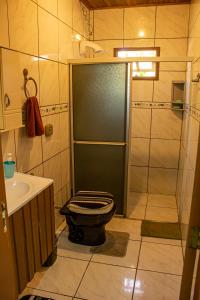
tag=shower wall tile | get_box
[39,59,59,106]
[153,71,186,102]
[0,0,9,47]
[123,39,154,48]
[131,109,151,138]
[15,127,43,173]
[7,0,38,55]
[61,149,71,187]
[129,166,148,192]
[151,110,182,139]
[94,9,123,40]
[148,168,178,194]
[132,81,153,102]
[38,0,57,16]
[60,111,70,150]
[124,7,156,39]
[58,0,73,27]
[59,64,69,104]
[73,0,85,36]
[38,8,59,61]
[130,138,150,166]
[149,139,180,168]
[156,4,189,38]
[42,113,61,161]
[58,22,73,63]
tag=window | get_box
[114,47,160,80]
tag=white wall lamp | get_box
[79,41,104,56]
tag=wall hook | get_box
[192,73,200,83]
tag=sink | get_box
[5,179,31,200]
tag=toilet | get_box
[60,191,116,246]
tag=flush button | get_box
[45,124,53,136]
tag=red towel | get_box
[26,96,44,137]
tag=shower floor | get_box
[127,192,178,223]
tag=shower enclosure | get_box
[70,63,131,214]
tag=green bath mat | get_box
[141,220,181,240]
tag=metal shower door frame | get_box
[69,62,132,216]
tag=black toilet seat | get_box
[67,196,114,215]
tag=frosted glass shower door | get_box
[71,63,130,214]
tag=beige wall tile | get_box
[129,166,148,192]
[150,139,180,168]
[2,49,39,110]
[15,127,42,173]
[38,8,58,61]
[42,113,61,161]
[130,138,150,166]
[59,22,73,63]
[73,0,84,36]
[131,109,151,138]
[61,149,71,187]
[1,130,16,162]
[59,64,69,104]
[39,59,59,106]
[60,111,70,151]
[58,0,72,26]
[153,71,186,102]
[8,0,38,55]
[148,194,177,208]
[124,7,156,39]
[38,0,57,16]
[156,4,189,38]
[94,9,123,40]
[148,168,178,194]
[145,206,178,222]
[124,39,154,48]
[28,164,44,177]
[132,80,153,102]
[43,153,61,193]
[94,40,123,58]
[0,0,9,47]
[151,110,182,139]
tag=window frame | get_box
[113,47,160,81]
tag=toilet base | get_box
[67,221,106,246]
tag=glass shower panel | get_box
[72,63,127,142]
[74,143,125,214]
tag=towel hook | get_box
[192,73,200,83]
[23,68,38,98]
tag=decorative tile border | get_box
[40,103,69,116]
[132,101,176,109]
[189,105,200,123]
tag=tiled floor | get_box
[21,212,183,300]
[127,193,178,222]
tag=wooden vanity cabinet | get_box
[9,184,55,293]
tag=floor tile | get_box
[28,256,88,297]
[106,217,142,240]
[92,240,141,268]
[133,270,181,299]
[127,204,146,220]
[128,192,148,206]
[58,229,92,261]
[138,242,183,275]
[145,206,178,222]
[147,194,177,208]
[142,237,181,246]
[76,262,136,300]
[20,288,72,299]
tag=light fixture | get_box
[79,41,104,56]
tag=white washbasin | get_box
[6,180,31,200]
[5,172,53,216]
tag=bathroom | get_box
[0,0,200,299]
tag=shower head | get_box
[80,41,104,56]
